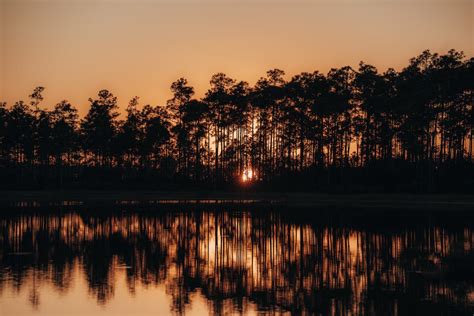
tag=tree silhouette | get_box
[50,100,79,186]
[167,78,195,179]
[205,73,235,184]
[81,90,119,167]
[1,49,473,192]
[140,104,172,172]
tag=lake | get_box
[0,206,473,315]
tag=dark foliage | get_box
[0,50,473,192]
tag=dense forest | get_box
[1,50,473,192]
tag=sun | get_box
[242,169,254,182]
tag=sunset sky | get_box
[1,0,473,115]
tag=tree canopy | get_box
[1,50,473,192]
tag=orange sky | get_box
[1,0,473,115]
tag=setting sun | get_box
[242,169,255,182]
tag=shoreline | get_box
[1,190,474,210]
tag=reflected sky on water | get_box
[0,208,473,315]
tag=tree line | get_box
[1,49,473,191]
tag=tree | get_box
[116,96,142,168]
[0,102,9,166]
[140,104,172,171]
[81,90,119,167]
[50,100,79,186]
[167,78,195,178]
[205,73,235,183]
[182,99,209,181]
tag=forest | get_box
[0,50,473,192]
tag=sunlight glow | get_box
[242,169,254,182]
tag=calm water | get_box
[0,207,473,315]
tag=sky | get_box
[1,0,473,115]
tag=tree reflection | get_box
[0,209,472,315]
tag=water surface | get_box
[0,207,472,315]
